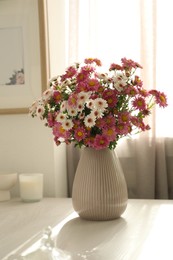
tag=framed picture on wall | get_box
[0,0,48,114]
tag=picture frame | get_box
[0,0,48,114]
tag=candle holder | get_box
[19,173,43,202]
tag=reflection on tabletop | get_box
[6,214,127,260]
[56,216,127,260]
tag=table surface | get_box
[0,198,74,259]
[1,198,173,260]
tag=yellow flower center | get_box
[89,80,95,86]
[137,100,143,106]
[122,115,128,122]
[160,95,166,102]
[60,126,65,133]
[107,129,113,136]
[77,131,83,137]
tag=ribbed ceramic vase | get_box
[72,147,128,221]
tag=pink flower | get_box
[132,97,146,110]
[76,72,88,83]
[68,93,78,107]
[138,88,149,97]
[96,117,106,129]
[53,91,62,104]
[109,63,123,71]
[61,66,77,81]
[52,122,70,139]
[93,135,110,150]
[104,95,117,108]
[115,123,130,135]
[96,116,116,129]
[121,57,143,69]
[133,75,143,87]
[74,127,86,141]
[54,137,61,146]
[47,112,56,127]
[102,127,117,141]
[81,65,95,75]
[131,116,147,131]
[156,92,168,107]
[104,115,116,128]
[84,136,95,148]
[76,82,88,92]
[73,119,82,129]
[103,89,115,98]
[132,119,150,132]
[84,58,102,66]
[65,66,77,78]
[103,90,117,108]
[86,78,100,91]
[124,85,138,96]
[118,112,131,123]
[149,90,168,107]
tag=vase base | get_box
[77,214,124,221]
[73,202,128,221]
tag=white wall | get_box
[0,114,56,197]
[0,0,69,198]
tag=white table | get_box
[1,198,173,259]
[0,198,74,259]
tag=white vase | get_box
[72,147,128,221]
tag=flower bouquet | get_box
[29,57,167,150]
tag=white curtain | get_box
[65,0,173,199]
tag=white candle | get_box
[19,173,43,202]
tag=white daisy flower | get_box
[67,107,78,117]
[49,76,60,87]
[49,75,61,83]
[97,72,109,81]
[60,101,67,112]
[63,79,72,86]
[93,98,108,112]
[36,105,45,119]
[84,114,96,128]
[42,88,53,101]
[86,99,95,110]
[78,91,91,104]
[113,79,126,92]
[78,112,85,120]
[113,72,127,92]
[62,119,74,130]
[76,103,84,112]
[91,109,103,119]
[56,112,66,123]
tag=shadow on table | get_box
[56,216,127,260]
